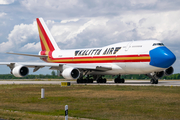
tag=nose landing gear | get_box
[150,79,158,84]
[114,75,125,83]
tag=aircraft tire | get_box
[155,80,158,84]
[97,78,106,83]
[91,79,94,83]
[114,78,118,83]
[85,78,89,83]
[114,78,123,83]
[121,78,125,83]
[118,79,121,83]
[89,79,93,83]
[77,79,80,83]
[80,79,85,83]
[150,79,159,84]
[102,79,104,83]
[97,79,100,83]
[150,79,155,84]
[150,79,154,84]
[103,78,107,83]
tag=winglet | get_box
[36,18,60,52]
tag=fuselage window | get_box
[153,43,164,46]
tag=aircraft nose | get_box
[149,47,176,68]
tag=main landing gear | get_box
[114,75,125,83]
[150,79,158,84]
[77,75,93,83]
[97,76,107,83]
[77,75,107,84]
[77,74,125,84]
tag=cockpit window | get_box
[153,43,164,46]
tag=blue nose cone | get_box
[149,47,176,68]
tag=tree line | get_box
[0,71,63,79]
[0,71,179,80]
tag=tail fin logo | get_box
[36,18,60,52]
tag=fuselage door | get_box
[125,41,133,51]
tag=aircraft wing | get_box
[3,52,112,71]
[0,62,112,72]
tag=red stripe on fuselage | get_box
[49,54,150,60]
[42,52,150,63]
[49,59,150,63]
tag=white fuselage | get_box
[41,40,165,75]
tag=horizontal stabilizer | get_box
[6,52,48,58]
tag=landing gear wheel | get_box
[121,78,125,83]
[77,79,80,83]
[97,79,100,83]
[155,80,158,84]
[103,78,107,83]
[114,78,118,83]
[88,79,93,83]
[77,78,83,83]
[150,79,154,84]
[97,77,106,83]
[150,79,158,84]
[114,77,125,83]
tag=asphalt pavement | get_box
[0,80,179,86]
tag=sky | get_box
[0,0,179,75]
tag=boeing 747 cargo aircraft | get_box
[0,18,176,84]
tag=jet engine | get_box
[12,65,29,77]
[61,67,80,79]
[165,66,174,76]
[155,71,164,79]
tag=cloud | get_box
[2,1,180,52]
[0,0,180,74]
[43,9,180,50]
[120,10,180,43]
[18,0,180,48]
[20,42,40,52]
[20,0,82,19]
[0,12,6,17]
[0,0,14,4]
[20,0,180,19]
[49,17,109,48]
[0,20,39,53]
[61,19,79,24]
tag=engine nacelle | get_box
[165,66,174,76]
[12,65,29,77]
[61,67,80,79]
[155,71,164,79]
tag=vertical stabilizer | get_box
[36,18,60,51]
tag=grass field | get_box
[0,84,179,120]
